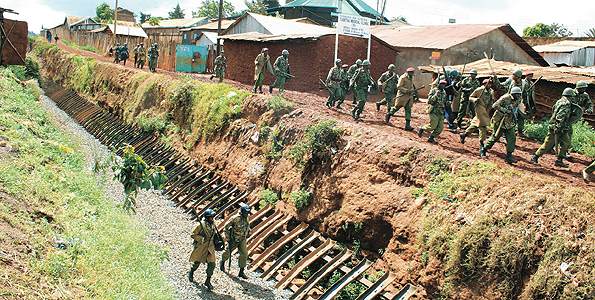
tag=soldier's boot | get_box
[351,109,358,120]
[253,86,257,93]
[238,267,249,279]
[582,169,590,183]
[188,268,196,282]
[565,152,574,162]
[385,113,391,123]
[259,87,263,93]
[352,96,357,105]
[531,155,540,166]
[269,86,273,93]
[427,136,437,144]
[479,147,487,158]
[504,152,517,164]
[336,103,342,109]
[376,102,381,111]
[204,276,213,290]
[219,260,225,272]
[417,127,424,138]
[210,75,215,80]
[404,119,414,131]
[555,157,568,168]
[459,132,467,144]
[355,111,362,121]
[325,101,332,109]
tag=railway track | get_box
[42,81,418,300]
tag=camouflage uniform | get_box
[352,68,373,116]
[534,96,572,157]
[325,65,343,107]
[214,55,227,83]
[569,90,593,143]
[137,45,146,69]
[113,45,121,63]
[133,45,139,67]
[270,55,289,94]
[422,87,447,138]
[494,76,529,134]
[377,70,398,109]
[347,64,360,103]
[221,214,251,268]
[484,93,521,154]
[148,45,159,72]
[456,76,480,124]
[335,67,349,107]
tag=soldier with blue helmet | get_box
[189,209,219,289]
[220,203,252,279]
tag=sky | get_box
[4,0,595,37]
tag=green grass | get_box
[62,39,103,54]
[267,95,294,114]
[285,119,344,171]
[290,188,313,211]
[525,118,595,157]
[0,68,173,299]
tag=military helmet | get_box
[563,87,577,97]
[335,58,342,64]
[439,80,447,85]
[203,209,216,218]
[388,64,396,71]
[449,70,459,77]
[510,86,522,94]
[342,64,348,68]
[406,67,415,72]
[124,43,127,46]
[356,59,362,65]
[512,69,522,77]
[239,203,251,215]
[116,43,120,46]
[282,49,289,55]
[576,80,588,89]
[221,50,225,53]
[362,60,371,66]
[470,69,478,75]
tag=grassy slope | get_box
[0,68,173,299]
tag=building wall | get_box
[116,9,135,23]
[225,15,271,35]
[224,34,397,94]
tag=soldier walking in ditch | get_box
[418,80,447,144]
[253,48,274,93]
[189,209,219,289]
[270,50,291,95]
[137,43,146,69]
[386,67,417,130]
[220,204,251,279]
[211,50,227,83]
[376,64,399,112]
[148,43,159,72]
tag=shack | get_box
[534,41,595,67]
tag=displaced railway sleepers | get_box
[42,80,416,300]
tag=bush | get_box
[267,95,294,114]
[525,118,595,158]
[290,188,312,211]
[285,119,343,170]
[259,189,278,207]
[263,123,285,161]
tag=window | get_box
[193,33,197,39]
[184,34,187,39]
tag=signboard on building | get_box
[430,52,441,60]
[336,14,370,39]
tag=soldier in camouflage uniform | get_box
[350,60,374,121]
[460,79,494,154]
[493,69,529,136]
[335,64,349,109]
[531,88,576,168]
[418,80,447,144]
[347,59,363,104]
[455,69,480,127]
[137,43,146,69]
[211,50,227,83]
[113,43,121,63]
[567,80,594,160]
[325,59,344,108]
[189,209,218,289]
[480,86,523,164]
[376,64,399,112]
[220,204,252,279]
[386,67,416,130]
[148,43,159,72]
[518,72,537,137]
[133,44,139,68]
[269,50,290,95]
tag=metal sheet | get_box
[175,45,208,73]
[276,238,335,289]
[261,231,320,280]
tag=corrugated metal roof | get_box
[273,0,379,17]
[418,58,595,84]
[105,24,148,38]
[221,31,329,42]
[70,17,98,27]
[533,44,586,53]
[181,20,235,32]
[65,16,85,26]
[370,24,505,50]
[222,12,334,36]
[142,17,208,29]
[552,40,595,47]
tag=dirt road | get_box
[55,42,595,191]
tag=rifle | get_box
[228,229,233,271]
[319,78,331,93]
[440,62,452,86]
[278,71,295,78]
[525,76,541,113]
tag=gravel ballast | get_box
[39,94,292,300]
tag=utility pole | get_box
[217,0,223,54]
[113,0,119,45]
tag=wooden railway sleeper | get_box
[249,223,309,271]
[261,231,320,280]
[194,186,238,218]
[176,175,220,208]
[187,181,229,214]
[318,259,372,300]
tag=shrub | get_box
[290,188,312,211]
[525,118,595,158]
[259,189,278,207]
[263,123,285,161]
[267,95,294,114]
[285,119,343,170]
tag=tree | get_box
[140,12,152,24]
[95,2,114,22]
[523,22,572,37]
[390,16,408,24]
[244,0,279,14]
[192,0,237,19]
[586,28,595,38]
[148,17,163,26]
[169,3,186,19]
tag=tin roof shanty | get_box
[142,17,209,29]
[533,41,595,67]
[221,12,335,36]
[91,24,148,38]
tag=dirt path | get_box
[56,42,595,191]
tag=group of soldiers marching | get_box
[111,42,160,72]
